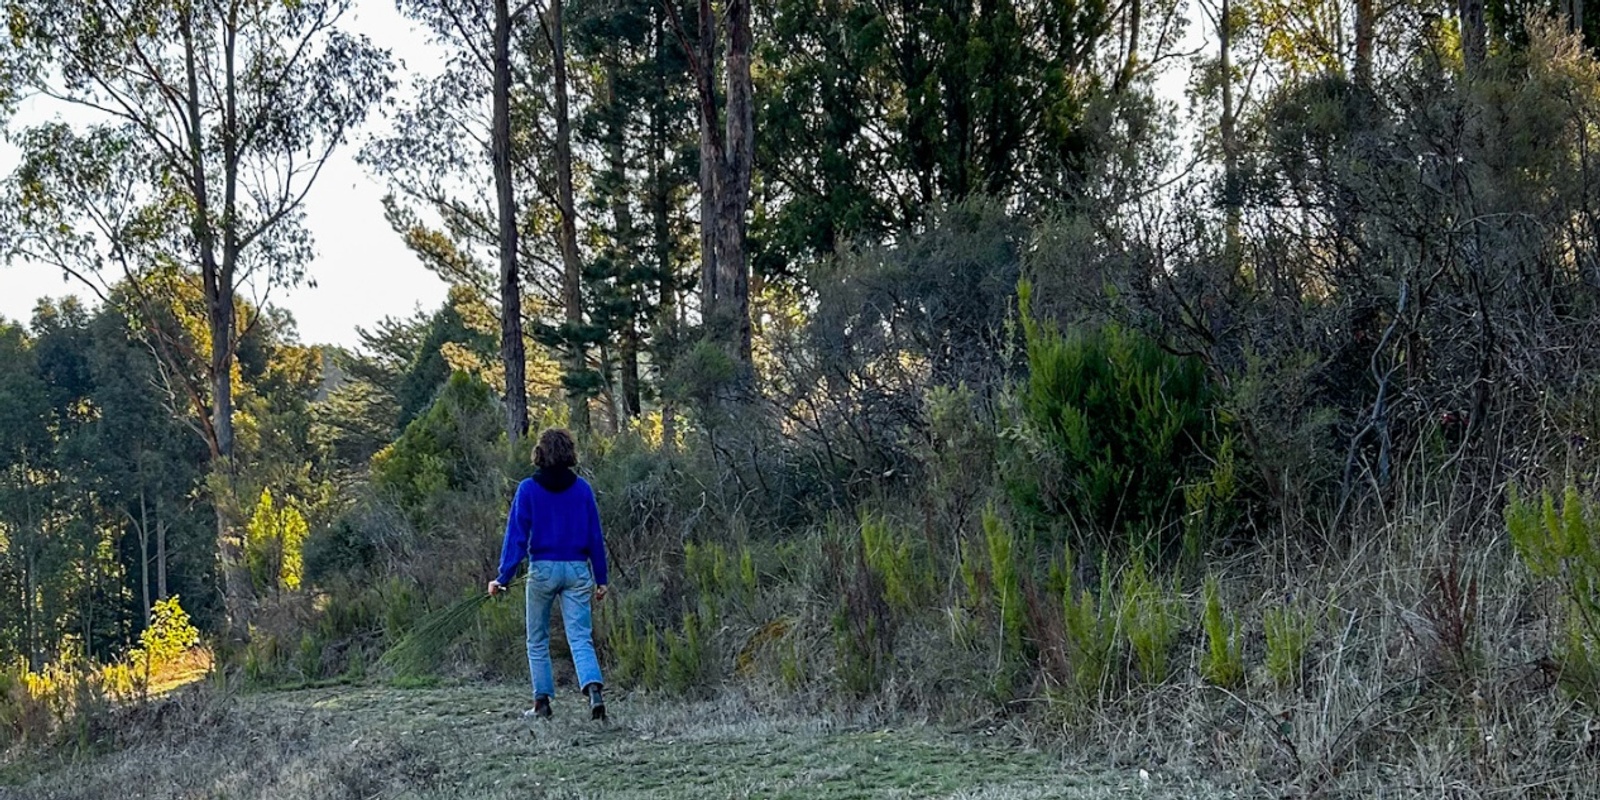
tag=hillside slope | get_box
[6,682,1233,799]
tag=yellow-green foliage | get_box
[1505,484,1600,697]
[666,612,707,694]
[137,597,201,665]
[245,489,310,592]
[981,508,1031,698]
[1061,551,1117,699]
[1264,603,1315,689]
[959,539,984,611]
[685,540,731,597]
[739,545,759,599]
[1506,485,1594,578]
[1120,562,1183,684]
[7,659,113,749]
[984,507,1025,658]
[1199,576,1243,687]
[861,513,932,614]
[0,608,206,748]
[780,635,804,690]
[130,596,201,675]
[1182,437,1239,563]
[4,596,205,742]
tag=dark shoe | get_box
[584,683,606,722]
[522,696,552,719]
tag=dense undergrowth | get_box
[10,298,1600,795]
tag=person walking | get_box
[488,428,610,721]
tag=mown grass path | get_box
[8,683,1233,799]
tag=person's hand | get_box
[488,580,506,597]
[594,585,609,602]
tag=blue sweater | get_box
[495,471,609,588]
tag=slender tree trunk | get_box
[182,6,253,638]
[24,548,37,672]
[493,0,531,443]
[138,490,152,629]
[1219,0,1242,270]
[550,0,590,433]
[1459,0,1486,72]
[716,0,754,365]
[696,0,720,323]
[605,60,644,419]
[1354,0,1373,87]
[652,8,678,449]
[600,343,621,433]
[156,515,169,601]
[1117,0,1142,92]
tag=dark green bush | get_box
[1009,280,1238,559]
[372,371,507,521]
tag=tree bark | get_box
[652,7,678,450]
[696,0,720,324]
[1354,0,1373,87]
[1219,0,1242,269]
[716,0,754,366]
[138,489,152,628]
[181,5,254,638]
[1459,0,1486,73]
[1116,0,1142,93]
[156,513,169,601]
[24,548,37,671]
[605,60,643,419]
[493,0,531,443]
[550,0,590,433]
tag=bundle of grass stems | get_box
[379,577,524,676]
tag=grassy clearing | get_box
[3,682,1232,799]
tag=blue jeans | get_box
[525,560,603,700]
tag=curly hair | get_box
[533,428,578,470]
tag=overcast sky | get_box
[0,0,452,348]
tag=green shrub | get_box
[305,510,381,584]
[833,603,886,697]
[685,540,731,599]
[1264,603,1315,689]
[245,489,310,593]
[243,633,286,686]
[380,578,424,644]
[984,507,1026,660]
[372,371,507,521]
[920,383,1001,532]
[297,633,324,680]
[665,613,709,694]
[1505,484,1600,699]
[133,596,201,669]
[833,522,895,697]
[1120,562,1183,684]
[861,513,933,614]
[1061,551,1117,699]
[1199,576,1244,687]
[1010,280,1235,560]
[469,588,527,680]
[780,634,805,691]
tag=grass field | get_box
[4,682,1235,799]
